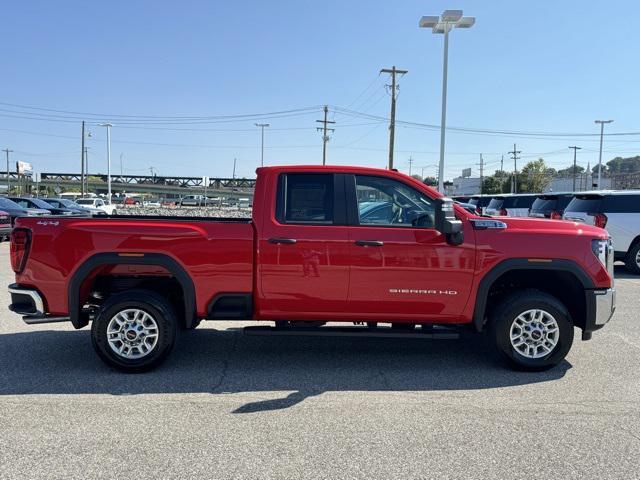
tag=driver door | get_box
[346,174,475,321]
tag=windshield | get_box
[0,197,23,210]
[565,196,603,213]
[487,198,505,209]
[531,197,557,212]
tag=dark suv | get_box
[529,193,575,220]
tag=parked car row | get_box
[454,190,640,273]
[0,196,113,240]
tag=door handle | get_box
[268,237,297,245]
[355,240,384,247]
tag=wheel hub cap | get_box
[107,308,159,360]
[509,309,559,359]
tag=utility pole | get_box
[408,156,414,176]
[99,123,113,202]
[316,105,335,165]
[232,158,237,179]
[568,146,582,192]
[380,66,408,170]
[595,119,613,189]
[508,144,521,194]
[3,148,13,193]
[84,147,89,196]
[120,153,124,178]
[81,121,85,197]
[478,153,484,194]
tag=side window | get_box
[278,173,334,224]
[603,195,640,213]
[355,175,435,228]
[96,200,104,207]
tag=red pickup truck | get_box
[8,165,615,372]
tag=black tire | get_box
[491,289,573,371]
[624,242,640,275]
[91,290,178,372]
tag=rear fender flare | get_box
[68,253,196,329]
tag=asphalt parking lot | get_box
[0,243,638,479]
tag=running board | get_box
[22,315,70,325]
[243,326,459,339]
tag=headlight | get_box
[592,238,614,280]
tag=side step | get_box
[22,315,70,325]
[243,325,459,339]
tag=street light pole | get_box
[255,123,270,167]
[438,24,450,193]
[420,10,475,193]
[99,123,113,201]
[595,120,613,190]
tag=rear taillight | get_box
[594,213,608,229]
[10,228,31,273]
[499,208,508,216]
[550,211,563,220]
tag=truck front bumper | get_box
[593,288,615,326]
[582,287,615,340]
[8,284,69,325]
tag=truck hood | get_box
[498,216,608,239]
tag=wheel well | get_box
[87,274,187,327]
[69,253,196,329]
[482,269,587,331]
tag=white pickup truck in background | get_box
[75,197,117,215]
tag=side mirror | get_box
[434,197,464,246]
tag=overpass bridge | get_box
[0,172,256,199]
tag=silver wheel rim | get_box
[107,309,159,360]
[509,309,559,359]
[635,249,640,267]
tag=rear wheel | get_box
[625,242,640,275]
[491,289,573,371]
[91,290,178,372]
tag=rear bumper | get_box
[8,284,69,324]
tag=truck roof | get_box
[256,164,443,198]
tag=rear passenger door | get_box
[257,173,351,319]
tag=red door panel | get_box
[348,225,475,322]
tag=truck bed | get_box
[13,215,255,319]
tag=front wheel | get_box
[91,290,178,372]
[491,289,573,371]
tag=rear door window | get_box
[565,196,603,213]
[278,173,334,224]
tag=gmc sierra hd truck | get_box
[8,166,615,372]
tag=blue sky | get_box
[1,0,638,180]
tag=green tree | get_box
[423,176,437,187]
[519,158,552,193]
[606,156,640,174]
[557,164,585,177]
